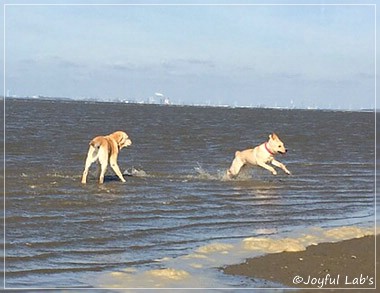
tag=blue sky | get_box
[2,1,377,109]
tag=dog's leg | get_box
[109,154,126,183]
[96,162,101,180]
[97,149,109,184]
[81,147,96,184]
[98,160,108,184]
[271,159,291,175]
[258,162,278,175]
[227,155,245,178]
[81,163,90,184]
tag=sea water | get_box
[3,98,376,289]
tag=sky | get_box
[2,1,377,109]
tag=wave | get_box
[96,225,375,289]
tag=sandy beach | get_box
[223,235,377,290]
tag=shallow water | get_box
[3,98,376,289]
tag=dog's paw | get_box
[272,170,277,175]
[225,170,235,180]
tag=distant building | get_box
[155,92,171,105]
[162,97,170,105]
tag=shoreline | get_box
[223,235,377,290]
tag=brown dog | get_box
[81,131,132,184]
[227,133,291,179]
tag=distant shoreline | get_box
[2,96,376,113]
[223,235,377,290]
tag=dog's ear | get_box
[117,133,126,145]
[271,133,278,140]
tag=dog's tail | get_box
[89,137,102,149]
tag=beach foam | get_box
[97,225,375,288]
[148,268,190,280]
[243,237,308,252]
[322,226,373,240]
[195,243,234,254]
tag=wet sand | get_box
[223,235,377,290]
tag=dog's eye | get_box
[278,145,282,148]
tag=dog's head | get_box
[267,133,287,155]
[110,131,132,150]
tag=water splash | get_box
[123,167,148,177]
[193,163,228,181]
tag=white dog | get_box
[81,131,132,184]
[227,133,291,179]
